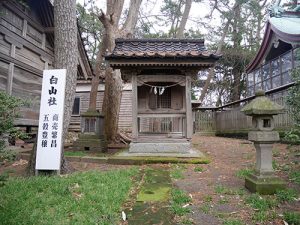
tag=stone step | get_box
[129,142,191,153]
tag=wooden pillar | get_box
[42,33,46,50]
[7,44,16,94]
[7,63,14,95]
[22,19,27,37]
[131,75,138,140]
[185,75,193,139]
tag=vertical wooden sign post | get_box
[35,69,66,174]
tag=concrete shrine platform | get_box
[117,148,204,158]
[125,138,204,158]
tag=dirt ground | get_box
[174,136,300,225]
[1,136,299,225]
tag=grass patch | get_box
[223,218,243,225]
[273,148,280,157]
[283,211,300,225]
[0,172,9,187]
[171,188,191,216]
[64,151,87,157]
[246,193,278,222]
[272,160,279,170]
[276,188,298,203]
[194,166,204,172]
[218,197,229,204]
[200,203,211,214]
[214,185,245,196]
[0,168,139,225]
[236,168,254,179]
[170,164,186,180]
[289,170,300,184]
[203,194,213,202]
[245,194,277,211]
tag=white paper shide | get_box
[35,69,66,170]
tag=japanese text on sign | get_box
[36,69,66,171]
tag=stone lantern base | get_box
[245,173,286,195]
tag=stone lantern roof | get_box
[241,90,285,116]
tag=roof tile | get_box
[106,38,221,60]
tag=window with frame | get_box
[72,97,80,115]
[149,88,171,109]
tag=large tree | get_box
[28,0,78,174]
[198,0,269,104]
[88,0,142,143]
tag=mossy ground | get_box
[127,167,174,224]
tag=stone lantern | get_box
[241,90,286,194]
[72,110,106,152]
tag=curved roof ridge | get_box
[115,38,205,43]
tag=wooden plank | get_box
[185,76,193,138]
[132,75,138,139]
[3,2,46,34]
[0,34,11,55]
[10,44,16,58]
[0,60,9,91]
[138,113,185,118]
[22,19,27,37]
[0,25,54,60]
[6,62,14,94]
[0,51,42,76]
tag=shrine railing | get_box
[137,114,186,137]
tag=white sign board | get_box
[36,69,66,170]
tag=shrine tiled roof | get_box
[105,39,221,59]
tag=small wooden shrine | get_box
[106,39,220,153]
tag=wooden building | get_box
[70,82,133,132]
[246,8,300,97]
[105,39,220,152]
[0,0,93,130]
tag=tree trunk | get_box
[122,0,143,37]
[88,0,125,112]
[90,0,142,143]
[231,3,242,102]
[28,0,78,175]
[198,20,230,103]
[102,69,123,142]
[176,0,192,38]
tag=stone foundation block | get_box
[245,173,286,195]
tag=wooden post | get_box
[132,75,138,140]
[22,19,27,37]
[185,75,193,139]
[42,33,46,50]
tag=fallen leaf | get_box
[121,211,126,221]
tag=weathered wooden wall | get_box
[0,1,53,126]
[194,91,293,135]
[70,89,133,132]
[0,0,92,128]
